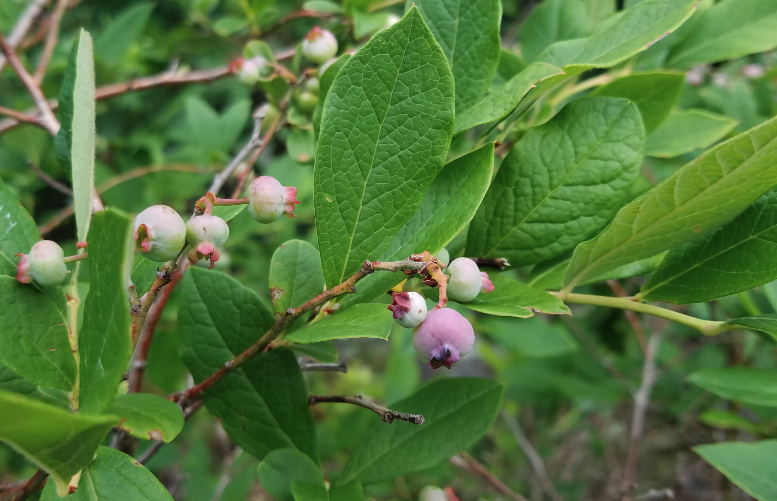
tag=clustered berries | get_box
[389,254,494,370]
[16,240,68,287]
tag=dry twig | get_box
[308,395,424,424]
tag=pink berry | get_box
[186,214,229,269]
[446,258,493,302]
[412,308,474,370]
[16,240,68,287]
[133,205,187,262]
[248,176,300,223]
[388,291,427,328]
[302,27,338,64]
[418,486,458,501]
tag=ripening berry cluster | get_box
[388,254,494,370]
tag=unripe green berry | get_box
[248,176,300,223]
[436,247,450,267]
[133,205,187,262]
[16,240,68,287]
[257,103,280,135]
[446,258,494,303]
[236,56,271,85]
[186,214,229,268]
[302,27,338,64]
[294,89,319,113]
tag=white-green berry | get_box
[16,240,68,287]
[133,205,187,262]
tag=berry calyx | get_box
[302,27,338,64]
[16,240,68,287]
[446,257,494,302]
[247,176,300,223]
[412,308,474,370]
[133,205,187,263]
[185,214,229,269]
[388,291,427,328]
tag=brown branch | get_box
[299,361,348,373]
[181,258,431,402]
[33,0,67,82]
[0,29,59,135]
[0,105,43,127]
[208,108,264,196]
[12,469,48,501]
[131,265,174,345]
[450,452,530,501]
[469,257,511,271]
[608,280,648,355]
[308,395,424,424]
[27,160,71,194]
[0,0,49,76]
[621,330,662,500]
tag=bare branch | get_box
[299,361,348,373]
[0,105,44,127]
[308,395,424,424]
[12,469,48,501]
[0,0,49,76]
[468,257,510,270]
[33,0,68,82]
[207,107,264,196]
[450,452,530,501]
[27,160,71,194]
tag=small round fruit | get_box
[236,56,270,85]
[446,257,493,302]
[16,240,68,287]
[388,291,427,328]
[294,88,319,113]
[257,103,281,135]
[435,247,450,267]
[412,308,474,370]
[248,176,300,223]
[302,27,338,64]
[186,214,229,268]
[133,205,187,262]
[418,486,458,501]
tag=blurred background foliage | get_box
[1,0,777,499]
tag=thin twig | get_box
[0,0,49,76]
[450,452,530,501]
[299,361,348,373]
[502,410,564,501]
[308,395,424,424]
[131,265,174,345]
[27,160,71,194]
[12,469,48,501]
[0,29,59,135]
[0,105,43,126]
[207,107,265,196]
[620,331,663,500]
[33,0,68,82]
[468,257,510,270]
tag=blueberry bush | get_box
[2,0,777,500]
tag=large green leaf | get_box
[79,209,133,415]
[339,378,503,485]
[341,144,494,308]
[313,54,350,139]
[0,277,75,391]
[591,72,684,132]
[315,6,454,289]
[55,29,95,242]
[0,390,117,497]
[410,0,501,113]
[467,97,644,267]
[480,316,578,358]
[0,177,40,276]
[106,393,184,443]
[257,448,325,501]
[285,303,393,344]
[269,240,325,315]
[688,368,777,407]
[40,446,173,501]
[94,2,154,65]
[641,191,777,304]
[519,0,588,64]
[453,62,564,135]
[0,362,69,408]
[528,252,664,290]
[667,0,777,68]
[695,441,777,501]
[645,110,738,158]
[563,115,777,291]
[458,273,570,317]
[291,480,364,501]
[179,267,318,462]
[725,314,777,341]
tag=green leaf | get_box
[490,48,526,90]
[645,110,738,158]
[467,97,644,267]
[94,2,154,65]
[454,62,564,135]
[303,0,344,13]
[55,29,95,242]
[699,409,759,435]
[0,390,118,497]
[315,6,454,288]
[642,191,777,304]
[313,54,350,139]
[538,0,697,71]
[480,316,578,357]
[695,441,777,501]
[563,115,777,291]
[339,378,503,485]
[211,204,247,222]
[528,252,664,290]
[688,367,777,407]
[179,267,318,462]
[0,362,69,409]
[292,482,329,501]
[287,129,316,164]
[329,481,364,501]
[0,277,75,391]
[667,0,777,68]
[591,72,684,132]
[269,240,326,315]
[353,11,389,39]
[291,341,339,362]
[724,314,777,342]
[411,0,502,113]
[285,303,393,344]
[130,253,158,297]
[341,144,494,308]
[519,0,588,64]
[106,393,184,443]
[257,448,325,501]
[79,208,134,415]
[0,177,40,276]
[40,446,174,501]
[459,273,570,317]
